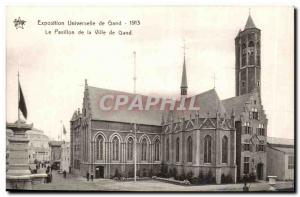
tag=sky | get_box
[6,6,294,140]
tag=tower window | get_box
[242,43,246,49]
[257,80,260,87]
[248,41,254,47]
[249,51,255,65]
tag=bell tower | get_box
[235,13,261,96]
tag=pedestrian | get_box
[49,173,53,183]
[91,174,94,182]
[86,172,90,181]
[63,170,67,179]
[243,182,249,191]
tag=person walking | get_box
[91,173,94,182]
[86,172,90,181]
[63,170,67,179]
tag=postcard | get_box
[6,6,295,192]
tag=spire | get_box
[244,11,256,30]
[180,42,188,96]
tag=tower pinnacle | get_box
[244,12,256,30]
[180,52,188,96]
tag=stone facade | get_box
[235,14,261,96]
[70,82,237,184]
[61,142,70,173]
[223,15,268,182]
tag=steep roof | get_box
[86,86,227,125]
[270,146,294,154]
[87,86,163,126]
[222,93,251,116]
[173,89,227,120]
[244,14,256,30]
[267,137,294,146]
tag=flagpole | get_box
[17,69,20,124]
[134,123,137,182]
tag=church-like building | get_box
[70,14,267,184]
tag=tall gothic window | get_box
[127,137,134,161]
[176,137,180,162]
[222,136,228,163]
[166,138,169,161]
[96,135,104,160]
[141,138,147,161]
[187,136,193,162]
[154,139,160,161]
[204,135,212,163]
[112,136,119,161]
[249,51,255,65]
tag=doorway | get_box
[95,166,104,178]
[257,163,264,180]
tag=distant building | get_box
[27,128,50,163]
[48,141,64,170]
[267,137,294,181]
[61,142,70,173]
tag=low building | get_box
[27,128,50,164]
[267,137,294,181]
[61,142,70,173]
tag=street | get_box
[31,169,294,191]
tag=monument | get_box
[6,72,47,190]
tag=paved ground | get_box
[32,169,294,192]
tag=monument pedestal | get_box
[6,121,33,190]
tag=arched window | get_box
[242,43,246,49]
[96,135,104,160]
[249,51,255,65]
[204,135,212,163]
[127,137,134,161]
[248,41,254,47]
[166,138,169,161]
[112,136,119,161]
[187,136,193,162]
[154,139,160,161]
[222,136,228,163]
[176,137,180,162]
[141,138,147,161]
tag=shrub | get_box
[127,169,134,178]
[204,170,216,184]
[186,171,194,182]
[221,173,226,183]
[178,171,186,181]
[249,172,256,182]
[172,168,178,179]
[198,170,204,184]
[159,164,168,178]
[190,177,199,184]
[149,168,153,177]
[114,168,121,179]
[142,168,147,177]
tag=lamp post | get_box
[134,123,137,182]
